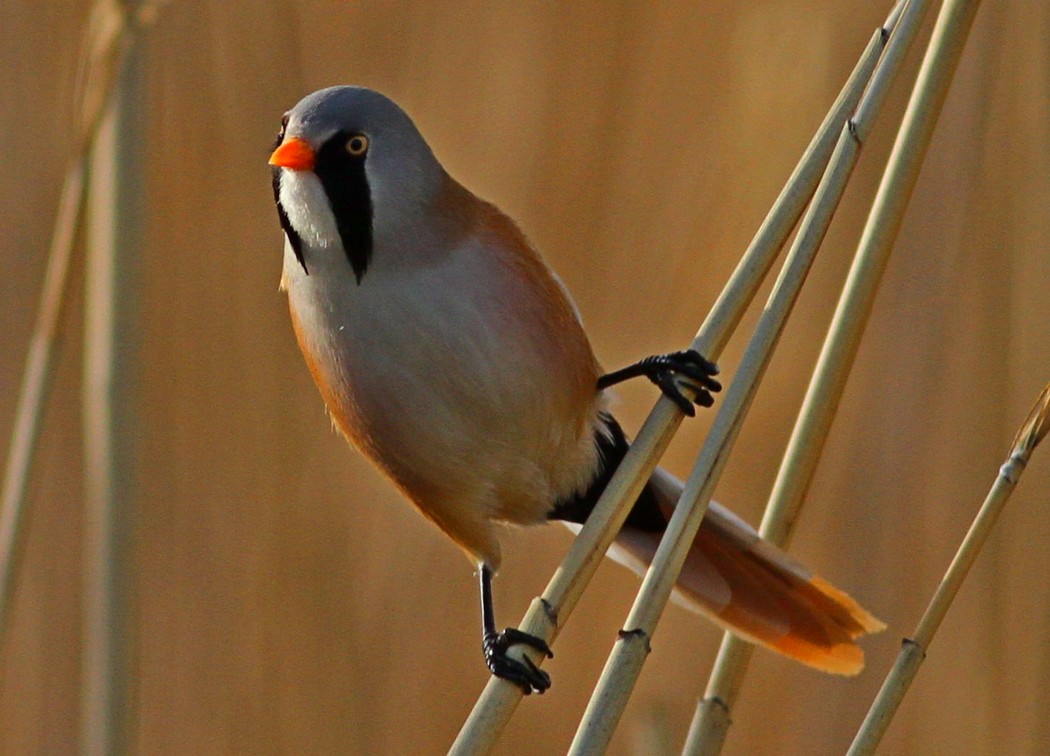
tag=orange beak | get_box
[269,137,316,171]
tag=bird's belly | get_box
[286,268,600,526]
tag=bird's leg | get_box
[479,564,553,695]
[597,349,722,416]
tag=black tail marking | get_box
[547,414,666,533]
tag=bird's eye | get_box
[346,134,369,156]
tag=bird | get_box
[268,85,884,695]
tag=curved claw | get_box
[654,370,696,416]
[484,629,553,695]
[650,350,721,412]
[664,350,722,392]
[596,348,722,414]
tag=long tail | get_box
[555,416,884,675]
[610,467,884,675]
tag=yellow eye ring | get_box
[346,134,369,156]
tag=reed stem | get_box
[849,382,1048,755]
[681,0,984,748]
[566,0,932,747]
[449,6,899,751]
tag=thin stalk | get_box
[449,6,899,751]
[80,0,167,749]
[683,7,915,750]
[0,160,86,639]
[849,383,1049,755]
[685,0,985,748]
[567,0,931,747]
[82,60,149,751]
[0,0,164,649]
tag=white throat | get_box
[279,169,340,248]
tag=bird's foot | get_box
[599,349,721,416]
[483,628,553,695]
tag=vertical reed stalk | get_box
[0,0,167,748]
[0,0,165,650]
[80,1,171,750]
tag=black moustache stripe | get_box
[272,168,308,275]
[314,133,373,284]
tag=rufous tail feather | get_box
[604,467,884,675]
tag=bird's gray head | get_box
[270,86,445,283]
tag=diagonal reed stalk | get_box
[565,1,933,750]
[0,0,167,647]
[449,4,911,752]
[0,157,86,641]
[683,0,984,751]
[848,383,1050,755]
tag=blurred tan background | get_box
[2,1,1049,754]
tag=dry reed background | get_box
[2,1,1049,754]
